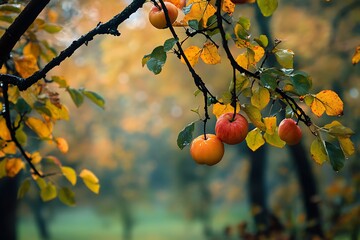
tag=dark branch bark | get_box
[0,0,50,67]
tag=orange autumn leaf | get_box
[311,90,344,117]
[23,42,41,59]
[55,137,69,154]
[0,117,11,141]
[14,55,39,78]
[352,46,360,65]
[200,42,221,65]
[6,158,25,177]
[181,45,202,67]
[222,0,235,15]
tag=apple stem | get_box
[231,67,237,121]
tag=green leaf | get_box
[310,138,328,165]
[58,187,76,206]
[67,88,84,107]
[182,3,193,14]
[237,17,251,31]
[188,19,200,30]
[263,130,285,148]
[82,90,105,109]
[40,182,57,202]
[177,122,195,149]
[246,128,265,151]
[61,166,77,186]
[254,35,269,48]
[0,160,7,179]
[17,178,31,199]
[164,38,177,52]
[145,46,167,75]
[275,49,294,69]
[229,74,250,94]
[15,126,27,146]
[41,23,62,34]
[0,4,22,13]
[325,141,345,171]
[14,98,31,113]
[260,68,281,90]
[257,0,278,17]
[0,15,15,23]
[290,71,312,95]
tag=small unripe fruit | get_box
[278,118,302,145]
[190,134,224,166]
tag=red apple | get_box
[215,113,249,145]
[278,118,302,145]
[148,2,178,29]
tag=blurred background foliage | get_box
[12,0,360,239]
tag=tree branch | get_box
[0,0,50,67]
[2,0,147,91]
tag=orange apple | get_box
[190,134,224,166]
[148,2,178,29]
[215,113,249,145]
[165,0,186,9]
[278,118,302,145]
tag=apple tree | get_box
[0,0,356,211]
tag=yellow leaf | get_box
[80,169,100,194]
[263,116,276,135]
[236,49,255,70]
[245,128,265,151]
[30,151,42,164]
[222,0,235,15]
[45,100,70,121]
[40,181,57,202]
[14,55,39,78]
[236,52,250,70]
[352,46,360,65]
[251,87,270,110]
[313,90,344,117]
[23,42,41,59]
[25,117,52,139]
[310,98,325,117]
[200,42,221,65]
[242,104,265,131]
[183,0,216,27]
[252,45,265,63]
[338,137,355,157]
[6,158,25,177]
[56,137,69,154]
[263,129,286,148]
[58,187,76,206]
[0,117,11,141]
[212,101,240,119]
[181,46,201,67]
[310,138,328,164]
[2,141,17,155]
[61,166,77,186]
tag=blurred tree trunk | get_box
[251,5,324,238]
[247,146,269,234]
[0,177,19,240]
[288,144,324,238]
